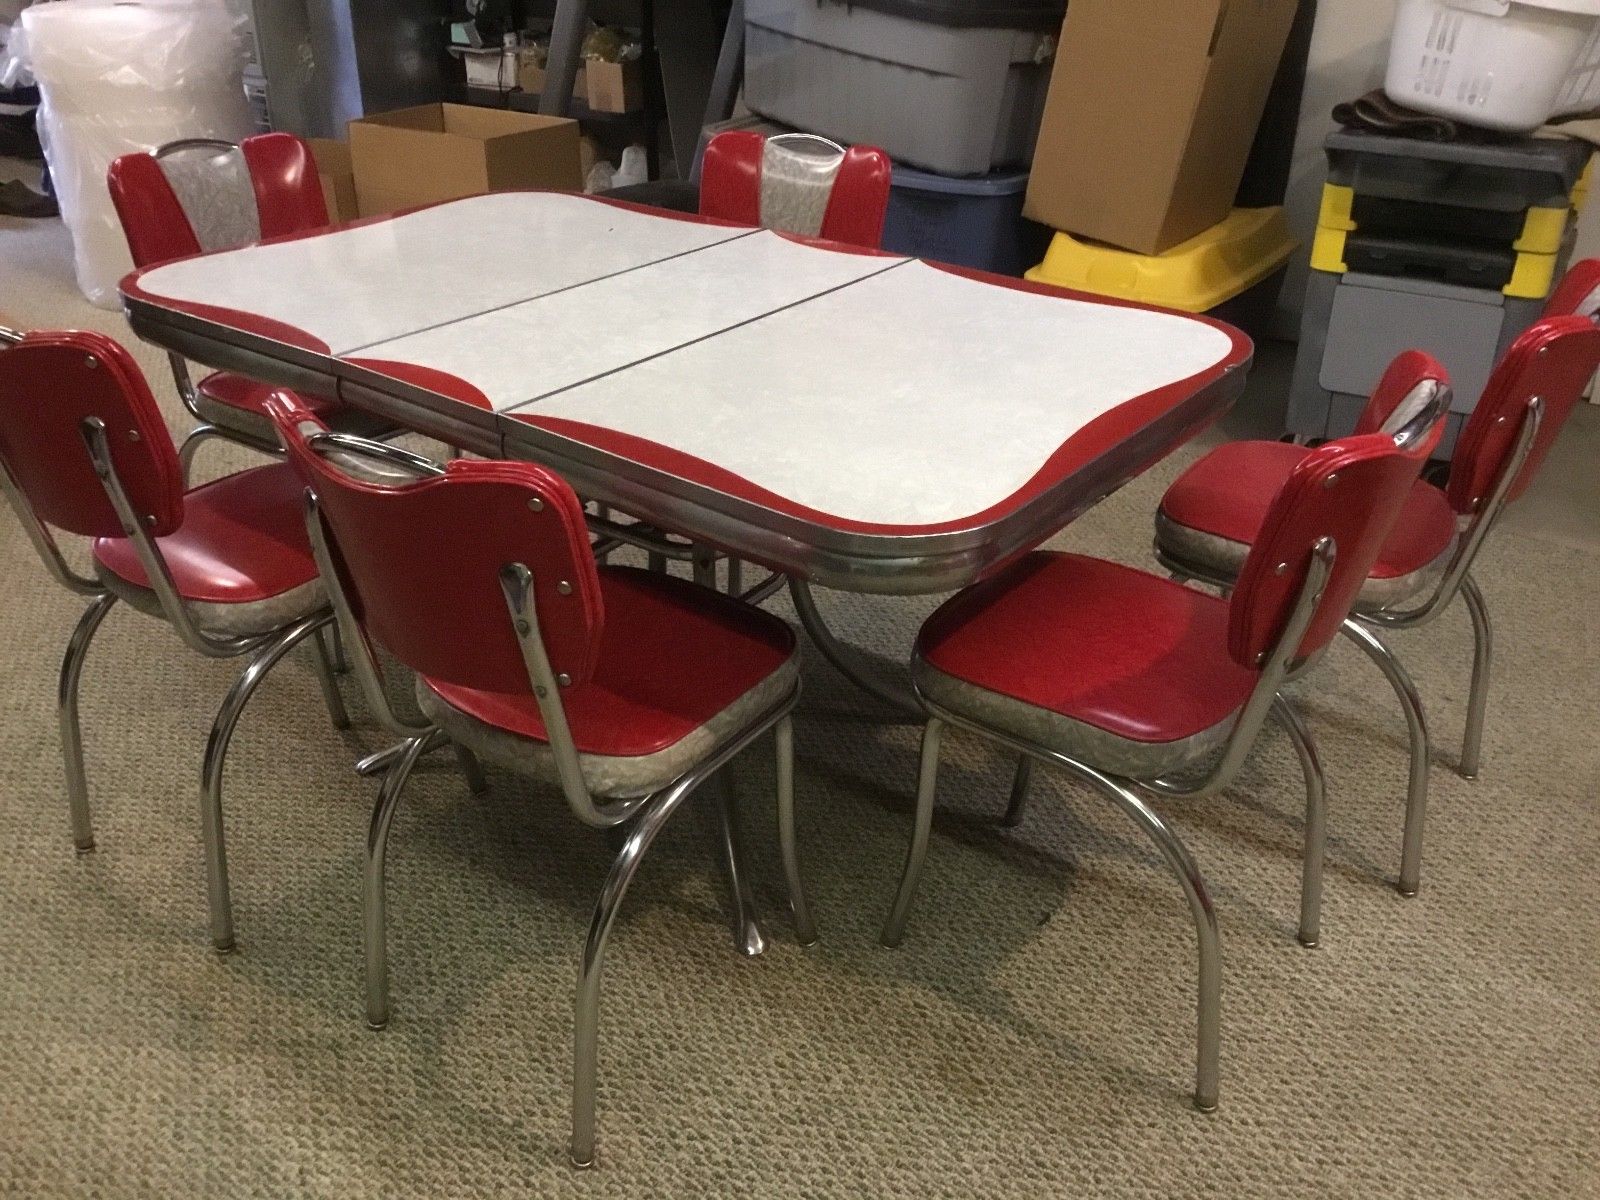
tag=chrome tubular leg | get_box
[1002,755,1034,827]
[1459,574,1493,780]
[364,733,433,1030]
[355,742,409,778]
[726,557,743,596]
[571,776,702,1169]
[57,593,117,854]
[308,622,351,731]
[881,719,944,948]
[1272,695,1326,949]
[326,619,349,674]
[452,742,489,794]
[646,551,667,574]
[1343,619,1430,897]
[1078,769,1220,1112]
[692,545,717,589]
[177,424,222,483]
[788,578,922,720]
[774,716,816,945]
[713,770,768,958]
[200,613,328,954]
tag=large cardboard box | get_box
[1024,0,1299,256]
[306,138,358,224]
[586,59,643,114]
[348,103,583,217]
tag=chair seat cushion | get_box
[913,552,1258,778]
[1156,440,1458,609]
[196,371,390,443]
[417,566,800,798]
[92,463,325,637]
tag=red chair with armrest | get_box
[876,353,1448,1116]
[0,327,348,953]
[699,129,892,249]
[1154,261,1600,895]
[108,132,390,475]
[266,392,808,1169]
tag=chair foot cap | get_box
[213,940,237,957]
[74,842,96,856]
[1297,935,1320,949]
[366,1017,390,1031]
[1396,884,1418,898]
[569,1153,595,1170]
[1458,770,1479,781]
[1193,1098,1218,1114]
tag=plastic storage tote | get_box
[1384,0,1600,133]
[742,0,1065,176]
[881,164,1050,275]
[1026,207,1297,311]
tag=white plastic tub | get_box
[1384,0,1600,132]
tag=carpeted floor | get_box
[2,209,1598,1198]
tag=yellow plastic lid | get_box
[1024,207,1299,312]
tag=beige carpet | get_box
[2,210,1598,1198]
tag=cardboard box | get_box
[348,103,583,216]
[1024,0,1300,256]
[585,58,643,114]
[517,53,585,104]
[461,47,517,91]
[306,138,358,224]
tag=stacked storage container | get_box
[1288,130,1592,457]
[740,0,1064,275]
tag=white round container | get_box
[1384,0,1600,133]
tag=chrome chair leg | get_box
[200,612,329,954]
[1342,619,1430,896]
[1074,767,1220,1113]
[1459,573,1493,780]
[1002,755,1034,827]
[452,742,489,794]
[57,593,117,854]
[324,619,349,674]
[713,770,768,957]
[307,623,351,730]
[176,423,223,483]
[1272,695,1326,949]
[364,732,435,1029]
[571,773,703,1169]
[881,718,944,948]
[774,715,816,945]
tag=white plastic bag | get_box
[21,0,254,307]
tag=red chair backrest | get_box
[1447,314,1600,515]
[1541,256,1600,319]
[1354,349,1450,436]
[700,130,892,250]
[267,394,606,693]
[0,331,183,539]
[108,132,329,268]
[1230,353,1449,668]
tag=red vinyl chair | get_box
[699,129,892,249]
[1155,264,1600,895]
[265,393,807,1169]
[107,132,388,475]
[877,359,1448,1115]
[0,328,348,953]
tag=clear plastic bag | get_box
[20,0,254,307]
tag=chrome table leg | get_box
[713,772,767,957]
[788,579,921,720]
[1001,755,1034,827]
[774,716,816,945]
[881,719,944,948]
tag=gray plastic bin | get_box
[743,0,1063,176]
[881,163,1049,275]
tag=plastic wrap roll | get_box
[22,0,252,307]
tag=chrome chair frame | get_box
[883,535,1337,1115]
[1155,387,1532,898]
[0,370,346,954]
[298,432,808,1170]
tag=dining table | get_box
[121,190,1253,707]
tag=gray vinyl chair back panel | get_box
[758,133,845,239]
[157,141,262,255]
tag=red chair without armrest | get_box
[1155,257,1600,889]
[0,328,348,953]
[107,132,389,474]
[699,129,892,249]
[265,393,806,1170]
[875,353,1448,1117]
